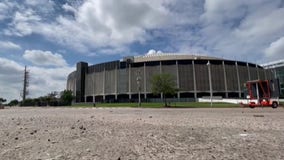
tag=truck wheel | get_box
[272,102,278,108]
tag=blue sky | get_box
[0,0,284,101]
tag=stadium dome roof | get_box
[123,53,224,63]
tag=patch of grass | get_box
[72,102,241,108]
[72,103,163,108]
[71,103,93,108]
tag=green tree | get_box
[0,97,5,109]
[0,97,6,104]
[8,99,19,106]
[151,73,178,107]
[21,98,35,106]
[46,91,58,106]
[60,90,74,106]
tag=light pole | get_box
[136,70,141,107]
[207,61,213,107]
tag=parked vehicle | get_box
[246,79,280,108]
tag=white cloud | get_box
[23,50,68,67]
[265,37,284,59]
[24,0,55,14]
[0,2,9,20]
[4,0,170,54]
[2,0,284,62]
[188,0,284,62]
[202,0,246,24]
[62,3,77,13]
[0,41,21,50]
[0,57,25,101]
[0,0,18,21]
[0,57,75,102]
[25,0,49,6]
[50,0,169,52]
[146,49,156,55]
[96,46,132,56]
[146,49,163,55]
[234,7,284,42]
[4,9,41,36]
[0,57,23,74]
[27,66,75,100]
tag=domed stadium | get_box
[67,54,275,103]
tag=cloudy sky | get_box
[0,0,284,101]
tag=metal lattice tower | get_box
[21,66,29,102]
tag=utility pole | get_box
[22,66,29,103]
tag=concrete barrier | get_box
[198,98,249,104]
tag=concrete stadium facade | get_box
[67,54,275,103]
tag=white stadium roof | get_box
[261,59,284,69]
[125,53,224,63]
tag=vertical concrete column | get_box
[222,61,228,98]
[264,69,267,80]
[207,61,213,106]
[73,80,76,101]
[192,61,197,99]
[103,65,106,101]
[93,74,95,103]
[256,64,260,80]
[115,63,118,100]
[128,63,132,99]
[176,60,180,99]
[144,62,147,99]
[235,62,241,98]
[159,61,162,73]
[160,61,163,99]
[247,63,251,80]
[273,68,277,79]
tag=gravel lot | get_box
[0,107,284,160]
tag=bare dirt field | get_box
[0,107,284,160]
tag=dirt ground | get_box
[0,107,284,160]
